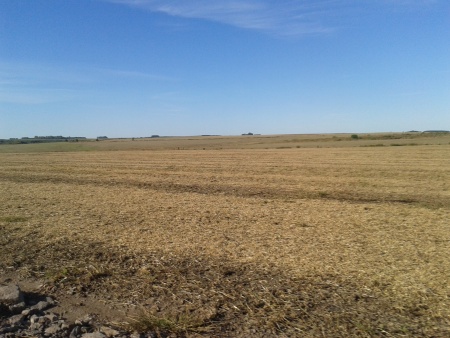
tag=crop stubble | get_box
[0,144,449,337]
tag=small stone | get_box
[44,324,61,336]
[130,333,144,338]
[45,296,55,305]
[70,325,82,338]
[100,326,120,337]
[45,313,58,322]
[23,308,40,317]
[38,315,50,324]
[82,332,107,338]
[75,315,93,326]
[30,301,50,311]
[29,322,43,331]
[0,285,24,306]
[30,314,40,323]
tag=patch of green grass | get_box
[317,191,329,198]
[45,267,79,283]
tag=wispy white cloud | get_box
[105,0,338,36]
[104,0,441,36]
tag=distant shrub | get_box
[351,134,359,140]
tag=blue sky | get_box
[1,0,449,138]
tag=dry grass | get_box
[0,132,449,153]
[0,136,449,337]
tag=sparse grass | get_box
[129,309,211,335]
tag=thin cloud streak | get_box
[104,0,441,36]
[105,0,338,36]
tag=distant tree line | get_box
[0,136,86,145]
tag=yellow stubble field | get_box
[1,134,449,337]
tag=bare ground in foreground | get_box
[1,138,449,337]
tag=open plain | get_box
[1,133,449,337]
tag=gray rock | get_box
[45,296,55,305]
[45,313,58,322]
[70,325,82,338]
[38,315,50,324]
[44,324,62,336]
[61,322,70,330]
[82,332,107,338]
[0,285,24,306]
[29,322,43,331]
[75,315,94,326]
[130,333,144,338]
[0,286,152,338]
[30,300,50,311]
[100,326,120,337]
[30,314,40,323]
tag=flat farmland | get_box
[1,136,449,337]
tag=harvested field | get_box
[1,136,449,337]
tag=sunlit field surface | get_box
[1,134,449,337]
